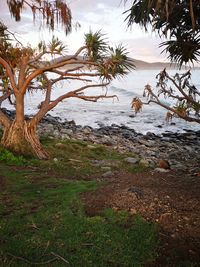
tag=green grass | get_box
[0,138,157,266]
[28,137,146,179]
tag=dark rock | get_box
[128,186,144,199]
[156,125,163,128]
[129,114,135,118]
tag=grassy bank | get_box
[0,138,158,266]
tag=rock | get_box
[138,139,156,147]
[101,136,117,146]
[154,168,170,173]
[68,120,76,126]
[40,123,54,134]
[101,166,112,171]
[53,130,61,137]
[60,128,73,135]
[129,114,135,118]
[124,157,139,164]
[90,159,118,167]
[55,143,66,149]
[61,134,70,140]
[129,208,137,215]
[186,134,197,140]
[158,159,170,169]
[96,121,105,127]
[82,126,92,134]
[128,186,144,199]
[102,171,113,178]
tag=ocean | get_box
[4,69,200,134]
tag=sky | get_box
[0,0,168,63]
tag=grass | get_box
[0,138,157,266]
[29,137,146,179]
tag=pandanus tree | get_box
[125,0,200,122]
[0,28,135,159]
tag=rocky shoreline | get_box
[1,108,200,172]
[39,113,200,173]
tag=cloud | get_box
[0,0,168,62]
[123,36,168,62]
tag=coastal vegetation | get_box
[0,136,158,267]
[0,2,200,266]
[126,0,200,123]
[0,9,134,159]
[0,130,199,266]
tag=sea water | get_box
[3,69,200,134]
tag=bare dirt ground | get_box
[81,169,200,267]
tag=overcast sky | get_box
[1,0,168,62]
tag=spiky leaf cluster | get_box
[84,30,107,61]
[98,45,135,81]
[125,0,200,65]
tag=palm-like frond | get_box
[84,30,107,61]
[160,32,200,66]
[99,45,135,81]
[124,0,200,66]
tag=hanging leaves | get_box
[131,97,143,114]
[6,0,72,34]
[131,69,200,124]
[125,0,200,65]
[7,0,24,21]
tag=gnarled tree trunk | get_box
[1,120,49,159]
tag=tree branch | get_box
[164,71,198,106]
[142,99,200,123]
[0,58,18,93]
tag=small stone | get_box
[61,134,70,140]
[102,171,113,178]
[129,114,135,118]
[82,126,92,134]
[130,208,137,215]
[171,233,176,238]
[158,159,170,169]
[138,139,155,147]
[124,157,139,164]
[154,168,170,173]
[55,143,66,149]
[53,158,58,162]
[128,186,144,199]
[101,166,112,171]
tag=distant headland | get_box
[133,58,200,70]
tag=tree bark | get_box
[1,120,49,159]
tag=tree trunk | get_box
[1,120,49,159]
